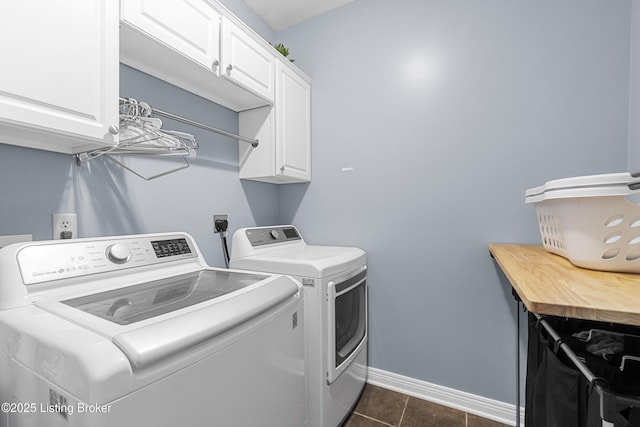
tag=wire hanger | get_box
[118,97,258,147]
[74,97,259,179]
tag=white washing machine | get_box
[230,225,367,427]
[0,232,305,427]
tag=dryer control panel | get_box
[245,226,301,247]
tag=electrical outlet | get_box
[52,213,78,240]
[214,215,228,233]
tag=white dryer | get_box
[230,225,367,427]
[0,233,305,427]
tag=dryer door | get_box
[327,268,367,384]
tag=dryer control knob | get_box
[270,230,281,240]
[106,244,131,264]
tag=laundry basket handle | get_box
[629,171,640,190]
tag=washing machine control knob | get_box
[106,244,131,264]
[270,230,281,240]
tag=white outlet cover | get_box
[52,213,78,240]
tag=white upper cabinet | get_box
[239,61,311,183]
[221,17,275,103]
[120,0,312,183]
[120,0,221,72]
[0,0,119,154]
[120,0,273,111]
[275,62,311,182]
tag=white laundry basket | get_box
[525,173,640,273]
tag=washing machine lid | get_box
[230,245,366,278]
[37,269,298,369]
[61,269,267,325]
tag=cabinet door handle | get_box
[108,125,119,135]
[212,59,219,71]
[226,64,233,75]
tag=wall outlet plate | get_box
[52,213,78,240]
[214,215,228,233]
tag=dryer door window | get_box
[327,269,367,384]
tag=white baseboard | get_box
[366,367,525,427]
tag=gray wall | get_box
[277,0,631,403]
[630,0,640,173]
[0,64,280,267]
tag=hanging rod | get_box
[119,97,259,148]
[533,313,640,425]
[534,313,597,382]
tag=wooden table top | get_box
[489,244,640,326]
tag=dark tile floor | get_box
[343,384,510,427]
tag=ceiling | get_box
[242,0,355,31]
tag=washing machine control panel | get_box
[17,234,197,285]
[245,226,301,247]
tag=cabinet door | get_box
[120,0,221,73]
[0,0,118,154]
[276,63,311,182]
[221,17,275,102]
[238,62,311,184]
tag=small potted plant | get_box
[273,43,294,62]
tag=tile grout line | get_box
[351,410,395,427]
[397,396,409,427]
